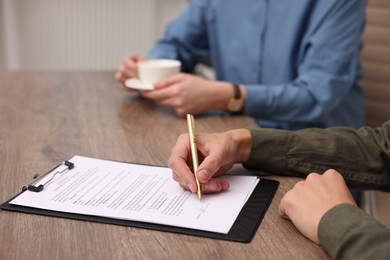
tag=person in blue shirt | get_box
[116,0,366,130]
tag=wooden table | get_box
[0,72,329,259]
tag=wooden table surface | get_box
[0,71,329,260]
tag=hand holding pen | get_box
[169,115,240,196]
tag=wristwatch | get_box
[226,84,244,113]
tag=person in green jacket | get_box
[168,121,390,259]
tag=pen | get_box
[186,114,202,200]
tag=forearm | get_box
[244,122,390,191]
[319,204,390,259]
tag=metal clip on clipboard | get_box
[22,161,75,192]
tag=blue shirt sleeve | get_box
[245,1,365,128]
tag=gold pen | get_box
[186,114,202,200]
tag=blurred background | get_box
[0,0,389,228]
[0,0,186,70]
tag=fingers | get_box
[175,176,229,194]
[154,74,185,89]
[200,179,230,193]
[140,83,187,115]
[194,148,230,193]
[322,169,345,183]
[172,170,198,193]
[278,180,304,218]
[168,132,231,194]
[140,86,180,104]
[168,134,197,193]
[141,74,186,101]
[115,55,145,88]
[322,169,357,206]
[195,132,236,182]
[124,55,145,77]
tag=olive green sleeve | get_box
[243,121,390,191]
[318,204,390,259]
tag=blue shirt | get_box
[149,0,366,130]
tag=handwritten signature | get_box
[195,202,210,219]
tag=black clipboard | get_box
[0,160,279,243]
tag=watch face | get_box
[227,99,244,112]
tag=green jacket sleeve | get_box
[319,204,390,259]
[244,121,390,191]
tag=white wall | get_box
[0,0,186,70]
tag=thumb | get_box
[278,204,291,220]
[196,155,221,183]
[279,192,293,220]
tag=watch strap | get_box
[233,84,241,99]
[230,84,243,115]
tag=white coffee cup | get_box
[137,59,181,90]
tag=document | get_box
[10,155,259,234]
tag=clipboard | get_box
[0,158,279,243]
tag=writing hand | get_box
[168,129,251,194]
